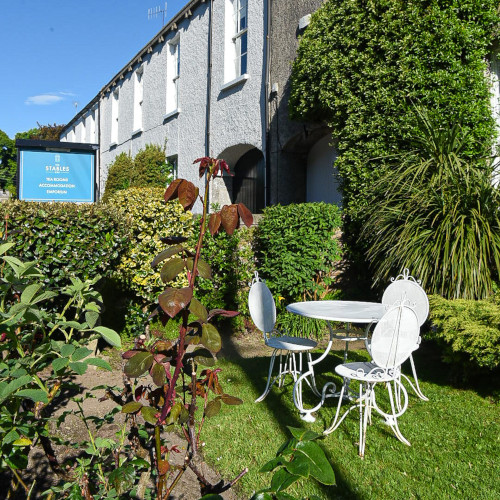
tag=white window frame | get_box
[111,89,119,146]
[224,0,248,86]
[133,66,144,135]
[165,34,180,119]
[89,108,97,143]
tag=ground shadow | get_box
[221,331,364,500]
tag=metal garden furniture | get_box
[324,302,420,457]
[248,272,317,403]
[380,269,429,401]
[286,300,386,422]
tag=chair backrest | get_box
[248,272,276,338]
[382,269,429,327]
[370,304,420,370]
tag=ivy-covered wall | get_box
[290,0,499,226]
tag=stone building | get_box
[60,0,341,211]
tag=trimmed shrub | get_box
[102,152,134,201]
[102,144,174,201]
[255,203,342,302]
[427,294,500,373]
[105,187,195,303]
[0,200,128,287]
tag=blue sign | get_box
[19,149,95,202]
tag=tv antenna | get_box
[73,101,78,111]
[148,3,167,27]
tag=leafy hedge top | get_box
[255,202,342,302]
[106,187,195,302]
[0,200,128,288]
[290,0,499,221]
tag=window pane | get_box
[241,31,247,55]
[241,53,247,75]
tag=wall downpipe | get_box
[205,0,214,208]
[264,0,271,208]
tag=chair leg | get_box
[384,381,411,446]
[324,381,357,435]
[255,348,279,403]
[405,354,429,401]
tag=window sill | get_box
[163,109,180,121]
[221,73,249,92]
[132,128,143,137]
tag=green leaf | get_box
[151,363,166,386]
[192,348,215,367]
[151,245,184,267]
[285,454,310,478]
[15,389,49,404]
[160,257,185,283]
[52,357,70,373]
[259,456,284,473]
[3,429,21,445]
[204,398,221,418]
[287,426,321,442]
[140,406,158,425]
[60,344,76,358]
[71,347,93,362]
[94,326,122,348]
[13,438,33,447]
[122,401,143,413]
[220,394,243,405]
[86,358,112,371]
[85,310,100,328]
[186,257,212,279]
[69,362,88,376]
[189,297,208,322]
[20,284,42,304]
[124,352,154,378]
[201,323,221,353]
[249,493,273,500]
[295,441,335,485]
[0,241,15,255]
[0,375,32,401]
[270,468,300,493]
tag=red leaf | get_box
[208,309,240,321]
[208,213,222,236]
[122,350,141,359]
[158,287,193,318]
[160,236,188,245]
[164,179,183,202]
[237,203,253,228]
[220,204,239,235]
[178,180,199,210]
[220,159,232,176]
[194,157,212,178]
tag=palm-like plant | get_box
[362,108,500,299]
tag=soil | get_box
[4,330,352,500]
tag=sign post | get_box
[16,140,97,203]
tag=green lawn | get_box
[200,342,500,499]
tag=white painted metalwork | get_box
[286,300,386,422]
[380,269,429,401]
[248,272,317,403]
[324,303,420,457]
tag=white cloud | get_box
[25,93,67,106]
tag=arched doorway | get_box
[232,148,265,213]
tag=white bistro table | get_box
[286,300,386,422]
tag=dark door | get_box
[232,148,265,213]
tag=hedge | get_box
[427,294,500,372]
[255,202,342,302]
[0,200,128,288]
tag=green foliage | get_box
[0,200,128,289]
[15,122,66,141]
[105,187,195,303]
[251,426,335,500]
[290,0,499,276]
[0,129,16,191]
[255,203,342,302]
[103,144,174,201]
[191,217,254,326]
[0,242,120,492]
[102,153,134,201]
[362,109,500,299]
[427,294,500,372]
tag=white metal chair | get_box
[324,302,420,457]
[381,269,429,401]
[248,272,318,403]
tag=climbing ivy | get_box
[290,0,499,229]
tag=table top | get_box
[286,300,386,323]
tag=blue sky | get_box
[0,0,186,139]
